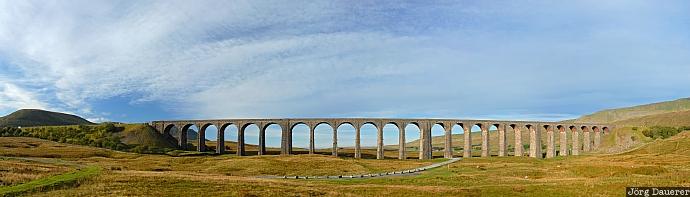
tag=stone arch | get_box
[178,124,199,151]
[289,122,308,131]
[481,123,497,157]
[403,122,422,159]
[290,123,310,154]
[568,125,580,155]
[468,123,482,157]
[359,121,378,129]
[451,123,465,158]
[580,125,590,131]
[491,123,507,157]
[591,126,601,149]
[242,123,261,156]
[314,122,335,156]
[263,123,283,155]
[336,122,356,157]
[360,122,378,159]
[431,123,446,156]
[580,125,592,151]
[163,124,177,136]
[382,123,400,159]
[543,124,554,158]
[197,123,218,152]
[241,122,257,130]
[218,123,238,154]
[592,126,600,132]
[524,124,540,158]
[555,125,567,157]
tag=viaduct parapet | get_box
[149,118,612,160]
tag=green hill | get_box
[117,124,179,149]
[625,130,690,156]
[612,110,690,127]
[572,98,690,123]
[0,109,93,127]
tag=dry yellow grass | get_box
[0,137,123,158]
[4,129,690,196]
[0,159,70,186]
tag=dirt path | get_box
[259,158,462,180]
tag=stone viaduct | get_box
[149,118,612,160]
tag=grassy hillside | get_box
[1,124,179,153]
[0,109,93,127]
[573,98,690,123]
[626,130,690,156]
[613,110,690,127]
[117,124,178,149]
[3,131,690,196]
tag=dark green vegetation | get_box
[0,109,93,127]
[573,97,690,123]
[640,126,690,139]
[1,124,178,154]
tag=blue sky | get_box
[1,1,690,147]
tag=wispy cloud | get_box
[0,82,48,113]
[0,1,689,122]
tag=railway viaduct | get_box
[149,118,612,160]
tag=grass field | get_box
[1,128,689,196]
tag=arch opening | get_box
[264,124,283,155]
[431,123,445,158]
[451,124,464,157]
[163,124,178,139]
[178,124,199,151]
[220,124,238,154]
[487,124,498,157]
[199,124,218,152]
[243,124,260,156]
[382,123,400,159]
[470,124,481,157]
[290,123,309,154]
[404,123,421,159]
[336,123,356,157]
[314,123,334,156]
[360,123,377,159]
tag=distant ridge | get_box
[613,110,690,127]
[0,109,93,127]
[572,98,690,123]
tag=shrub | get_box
[4,125,129,151]
[642,126,682,139]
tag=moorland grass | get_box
[0,158,71,186]
[3,129,690,196]
[0,165,100,196]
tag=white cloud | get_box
[0,82,48,113]
[0,1,688,121]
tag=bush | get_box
[0,127,26,137]
[3,125,129,151]
[97,123,119,133]
[642,126,682,139]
